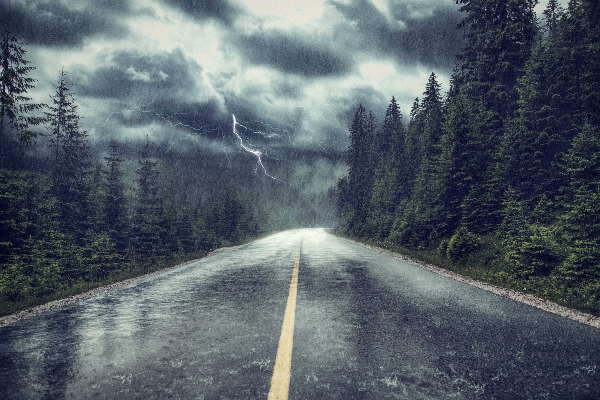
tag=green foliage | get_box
[0,170,32,262]
[339,105,377,237]
[45,70,91,244]
[1,119,269,315]
[102,140,129,252]
[386,73,446,245]
[504,225,562,278]
[446,226,481,262]
[436,92,478,234]
[437,239,449,257]
[82,232,122,281]
[554,188,600,284]
[205,191,255,246]
[0,17,45,154]
[338,0,600,316]
[367,97,406,240]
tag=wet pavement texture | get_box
[1,228,599,399]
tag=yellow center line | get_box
[268,240,302,400]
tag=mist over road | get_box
[1,229,599,399]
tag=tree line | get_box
[0,23,264,309]
[336,0,600,314]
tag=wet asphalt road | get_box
[1,228,600,399]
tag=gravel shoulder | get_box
[345,237,600,329]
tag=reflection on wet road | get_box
[1,228,599,399]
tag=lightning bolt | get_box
[232,113,283,181]
[96,97,348,182]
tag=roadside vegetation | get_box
[335,0,600,316]
[340,233,600,316]
[0,153,267,317]
[0,59,267,315]
[0,16,334,317]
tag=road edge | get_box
[339,235,600,330]
[0,246,236,328]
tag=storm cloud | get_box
[235,30,353,77]
[160,0,241,24]
[1,0,467,156]
[1,0,130,46]
[329,0,463,68]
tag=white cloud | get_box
[126,67,152,82]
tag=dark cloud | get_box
[71,48,226,129]
[235,30,354,77]
[2,0,467,157]
[0,0,130,46]
[272,79,305,99]
[160,0,241,24]
[72,49,197,98]
[330,0,463,69]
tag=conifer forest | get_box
[0,30,335,312]
[1,0,600,316]
[336,0,600,314]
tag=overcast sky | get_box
[1,0,473,156]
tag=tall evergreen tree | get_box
[103,139,128,252]
[0,11,44,158]
[404,98,423,196]
[436,92,481,235]
[45,70,90,244]
[419,73,444,170]
[133,137,168,261]
[390,73,445,245]
[368,97,406,239]
[373,97,401,161]
[542,0,563,35]
[502,0,599,216]
[340,105,376,236]
[555,123,600,283]
[449,0,539,233]
[454,0,538,123]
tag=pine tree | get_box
[419,73,444,170]
[390,73,445,245]
[501,34,556,207]
[501,0,600,218]
[0,11,44,158]
[436,92,480,235]
[0,171,65,300]
[368,97,406,239]
[0,170,35,264]
[340,105,376,236]
[531,0,600,154]
[373,97,401,162]
[206,191,250,246]
[542,0,563,36]
[133,137,168,261]
[454,0,538,124]
[450,0,539,233]
[103,139,128,253]
[45,69,90,244]
[557,123,600,283]
[404,98,423,196]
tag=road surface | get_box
[1,228,599,399]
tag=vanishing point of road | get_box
[1,228,599,399]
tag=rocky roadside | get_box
[0,247,233,328]
[350,239,600,329]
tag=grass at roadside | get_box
[0,251,206,318]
